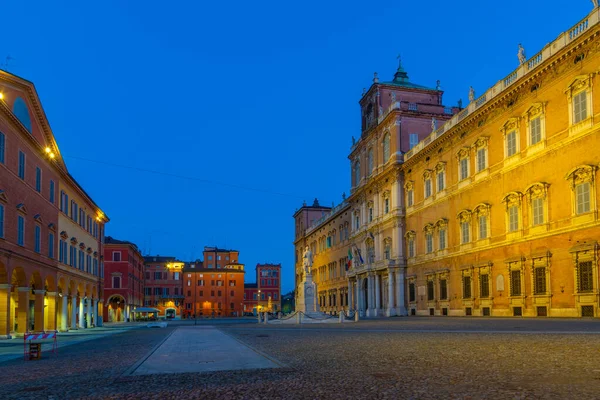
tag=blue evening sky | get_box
[1,1,591,293]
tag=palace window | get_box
[573,91,588,124]
[532,197,544,225]
[460,221,470,244]
[480,274,490,298]
[354,160,361,187]
[406,232,416,258]
[405,181,414,207]
[113,276,121,289]
[472,136,489,173]
[424,178,432,198]
[113,252,121,261]
[368,148,374,175]
[383,133,390,162]
[478,215,487,240]
[439,279,448,300]
[534,266,547,295]
[576,182,591,214]
[439,228,446,250]
[462,276,471,299]
[384,239,391,260]
[566,165,596,216]
[578,260,593,292]
[427,279,435,301]
[49,180,55,204]
[530,117,542,144]
[508,206,519,231]
[506,131,517,157]
[437,170,445,191]
[510,269,522,296]
[425,232,433,254]
[460,158,468,180]
[384,198,389,214]
[369,206,373,222]
[409,133,419,149]
[408,282,416,302]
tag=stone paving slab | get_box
[129,326,281,375]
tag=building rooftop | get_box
[244,283,258,289]
[144,255,178,263]
[203,246,239,253]
[381,61,436,91]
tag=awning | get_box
[132,307,160,313]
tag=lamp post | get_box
[257,290,261,313]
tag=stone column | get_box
[86,299,92,328]
[92,299,98,327]
[17,287,30,334]
[375,274,381,315]
[387,271,395,316]
[396,269,407,316]
[61,295,68,331]
[45,292,57,331]
[0,284,11,338]
[355,278,360,313]
[33,290,46,332]
[348,280,353,310]
[72,296,78,329]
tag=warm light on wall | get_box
[0,93,4,100]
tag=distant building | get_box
[182,247,245,317]
[103,236,144,322]
[143,256,184,319]
[244,263,282,314]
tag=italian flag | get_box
[346,249,353,270]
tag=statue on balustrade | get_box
[469,86,475,102]
[592,0,598,9]
[431,117,437,132]
[517,43,527,65]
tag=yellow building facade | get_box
[293,199,351,314]
[403,9,600,317]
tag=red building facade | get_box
[244,263,282,314]
[103,236,144,322]
[0,70,107,338]
[183,247,245,318]
[143,256,184,319]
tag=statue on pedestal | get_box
[302,246,313,277]
[592,0,598,8]
[431,117,437,132]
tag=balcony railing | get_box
[404,8,599,163]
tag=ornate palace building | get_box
[293,199,351,315]
[403,8,600,317]
[347,64,457,317]
[103,236,144,322]
[0,70,108,338]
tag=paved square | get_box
[130,326,281,375]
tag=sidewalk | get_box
[0,324,140,363]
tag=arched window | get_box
[13,97,32,133]
[383,133,390,162]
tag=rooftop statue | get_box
[436,80,441,90]
[593,0,598,8]
[518,43,527,65]
[469,86,475,102]
[431,117,437,132]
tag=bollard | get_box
[296,312,302,324]
[257,312,262,323]
[264,312,269,324]
[354,310,359,322]
[339,312,344,323]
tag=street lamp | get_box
[257,290,261,313]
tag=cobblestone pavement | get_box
[1,318,600,399]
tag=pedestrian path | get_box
[0,326,138,363]
[128,326,281,375]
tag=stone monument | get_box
[296,246,319,314]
